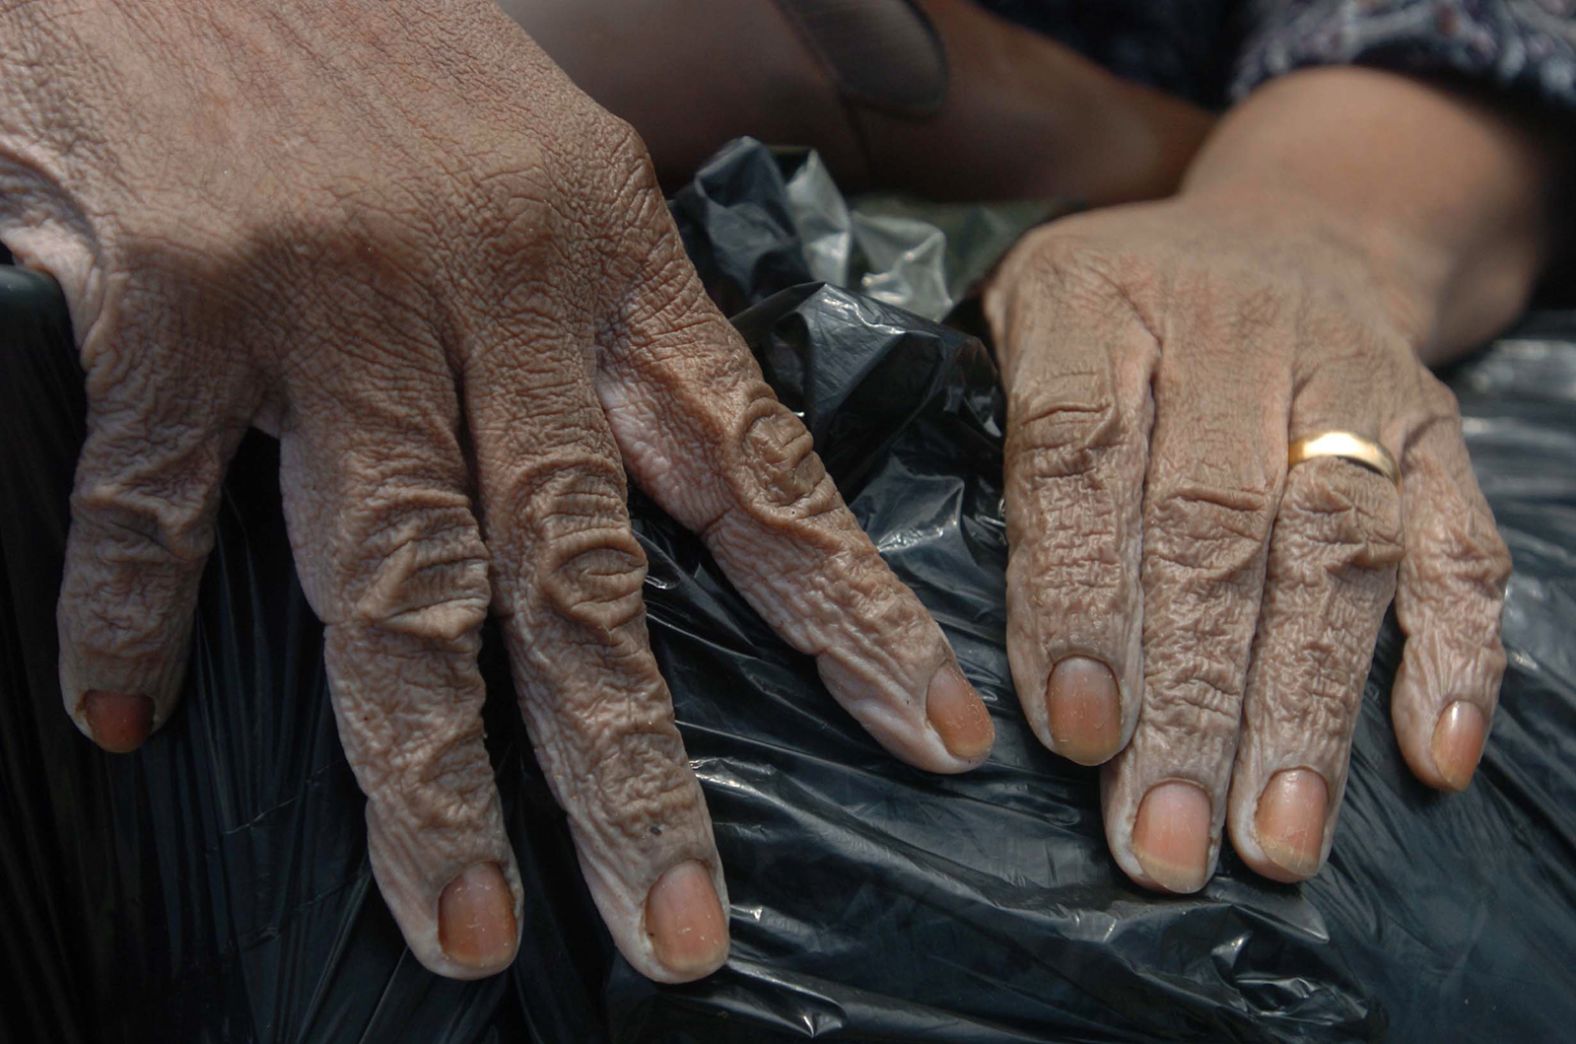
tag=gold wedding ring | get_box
[1287,431,1400,485]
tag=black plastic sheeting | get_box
[670,139,1068,322]
[3,141,1574,1042]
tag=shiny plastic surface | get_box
[3,143,1573,1042]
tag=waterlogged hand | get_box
[0,0,992,980]
[986,197,1510,891]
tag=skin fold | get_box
[986,66,1562,891]
[0,0,994,982]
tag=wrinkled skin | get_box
[0,0,993,981]
[986,197,1513,891]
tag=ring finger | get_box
[1227,366,1405,881]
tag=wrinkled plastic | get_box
[672,138,1068,321]
[3,141,1574,1043]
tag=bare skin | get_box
[0,0,994,981]
[500,0,1214,204]
[987,67,1562,891]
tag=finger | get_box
[1390,381,1511,792]
[1102,305,1290,894]
[58,302,249,753]
[987,254,1158,766]
[599,231,993,773]
[465,299,728,984]
[1226,456,1403,882]
[278,343,521,981]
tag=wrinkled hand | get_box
[985,199,1510,891]
[0,0,992,980]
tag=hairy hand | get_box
[0,0,991,980]
[986,199,1509,891]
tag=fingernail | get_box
[82,690,154,753]
[1044,657,1122,765]
[1431,701,1486,792]
[645,860,728,978]
[438,862,518,971]
[1132,781,1212,893]
[1253,769,1329,881]
[925,663,994,761]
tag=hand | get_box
[985,65,1561,893]
[0,0,993,980]
[985,196,1512,890]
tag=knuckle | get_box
[328,634,494,826]
[592,718,699,841]
[1007,523,1127,622]
[1453,490,1514,592]
[72,424,229,567]
[1482,528,1514,591]
[1142,664,1243,740]
[442,135,588,270]
[724,390,838,523]
[592,113,656,185]
[375,715,495,832]
[1007,382,1122,482]
[1290,641,1368,728]
[1144,478,1276,579]
[276,186,435,282]
[547,670,700,841]
[560,108,663,230]
[1415,370,1463,418]
[616,244,713,344]
[1005,457,1137,618]
[1406,495,1512,603]
[459,129,555,202]
[1254,592,1377,722]
[1281,461,1404,573]
[530,464,648,638]
[70,492,215,568]
[393,710,489,794]
[541,527,648,637]
[1442,516,1512,598]
[466,163,565,269]
[351,507,491,644]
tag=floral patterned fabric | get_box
[975,0,1576,112]
[1234,1,1576,109]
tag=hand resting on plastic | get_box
[986,68,1562,891]
[0,0,994,981]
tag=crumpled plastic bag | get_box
[3,141,1573,1043]
[671,138,1068,321]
